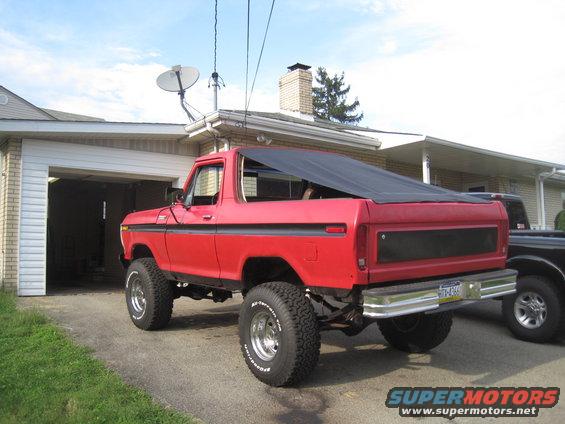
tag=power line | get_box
[246,0,276,111]
[244,0,251,126]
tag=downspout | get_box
[206,122,230,152]
[536,168,558,229]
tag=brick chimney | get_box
[279,63,313,118]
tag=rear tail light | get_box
[356,224,368,270]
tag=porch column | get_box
[422,148,431,184]
[535,174,545,229]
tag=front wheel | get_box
[502,275,565,343]
[239,282,320,387]
[377,311,453,353]
[125,258,173,330]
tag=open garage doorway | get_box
[46,171,172,293]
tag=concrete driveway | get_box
[21,290,565,424]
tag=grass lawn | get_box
[0,292,195,424]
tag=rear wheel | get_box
[239,281,320,386]
[377,311,453,353]
[125,258,173,330]
[502,275,564,343]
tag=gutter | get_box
[0,119,187,138]
[184,111,381,151]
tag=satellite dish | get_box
[156,65,200,122]
[156,66,199,92]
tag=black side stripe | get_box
[124,223,346,237]
[125,224,167,232]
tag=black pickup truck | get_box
[467,193,564,343]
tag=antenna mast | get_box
[209,0,225,110]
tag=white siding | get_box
[19,139,195,295]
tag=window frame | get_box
[184,161,224,207]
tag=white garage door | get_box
[19,139,195,296]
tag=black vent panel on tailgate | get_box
[378,227,498,263]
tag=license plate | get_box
[438,281,463,303]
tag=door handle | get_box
[202,215,213,220]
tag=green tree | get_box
[312,67,364,124]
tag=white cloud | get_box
[0,29,277,124]
[343,0,565,164]
[378,37,398,55]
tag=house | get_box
[1,63,564,296]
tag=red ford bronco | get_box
[120,147,517,386]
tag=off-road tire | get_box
[502,275,565,343]
[377,311,453,353]
[125,258,173,330]
[239,281,320,386]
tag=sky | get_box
[1,0,564,164]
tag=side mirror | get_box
[166,187,184,204]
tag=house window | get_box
[464,181,488,193]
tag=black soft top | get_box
[240,148,487,204]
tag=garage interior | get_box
[46,170,172,293]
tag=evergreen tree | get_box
[312,67,363,124]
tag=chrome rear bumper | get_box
[362,269,517,319]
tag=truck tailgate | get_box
[365,201,508,284]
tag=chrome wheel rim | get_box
[130,278,146,315]
[250,311,280,361]
[514,291,547,329]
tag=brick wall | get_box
[385,159,500,192]
[0,139,22,292]
[385,160,421,180]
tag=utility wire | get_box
[246,0,276,111]
[244,0,251,128]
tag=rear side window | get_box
[239,156,354,202]
[241,158,304,202]
[186,163,223,206]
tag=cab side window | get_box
[186,164,224,206]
